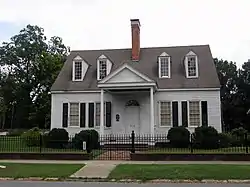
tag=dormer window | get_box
[185,51,198,78]
[74,61,83,80]
[158,52,170,78]
[97,55,112,80]
[99,59,107,79]
[72,55,88,81]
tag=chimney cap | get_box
[130,19,140,26]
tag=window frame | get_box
[97,58,108,80]
[158,101,172,127]
[68,102,80,127]
[185,54,198,78]
[94,102,110,128]
[158,54,171,78]
[188,100,202,127]
[72,60,84,81]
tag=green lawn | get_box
[109,164,250,181]
[144,147,248,154]
[0,163,84,178]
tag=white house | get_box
[50,19,221,137]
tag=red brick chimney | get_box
[131,19,140,61]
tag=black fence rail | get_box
[0,131,249,160]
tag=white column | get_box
[150,87,155,143]
[100,89,104,136]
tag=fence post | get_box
[190,134,193,154]
[39,134,42,153]
[131,131,135,153]
[245,133,248,154]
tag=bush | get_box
[7,129,27,136]
[231,127,247,146]
[72,129,99,152]
[167,127,190,148]
[21,127,41,147]
[218,133,232,148]
[44,128,69,149]
[193,126,219,149]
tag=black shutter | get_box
[106,102,112,127]
[88,103,94,128]
[181,101,188,127]
[172,101,178,127]
[201,101,208,127]
[80,103,86,128]
[62,103,68,128]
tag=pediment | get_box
[99,63,154,84]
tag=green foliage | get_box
[193,126,219,149]
[0,24,69,129]
[167,127,190,148]
[218,133,232,148]
[44,128,69,149]
[7,129,27,136]
[72,130,99,152]
[21,127,41,147]
[230,127,247,146]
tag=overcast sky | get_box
[0,0,249,66]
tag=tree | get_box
[0,24,69,129]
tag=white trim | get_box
[185,51,199,78]
[51,90,101,94]
[157,88,220,91]
[188,100,201,128]
[97,57,108,81]
[158,100,172,127]
[158,53,171,78]
[99,63,155,84]
[98,82,156,88]
[68,102,80,127]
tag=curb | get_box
[0,177,250,183]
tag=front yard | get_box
[0,163,84,178]
[108,164,250,181]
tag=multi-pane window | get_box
[69,103,79,126]
[189,101,200,126]
[160,101,171,126]
[95,102,106,127]
[99,60,107,79]
[74,61,82,80]
[187,56,197,77]
[159,57,170,77]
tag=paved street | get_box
[0,181,249,187]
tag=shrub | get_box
[7,129,27,136]
[231,127,247,146]
[193,126,219,149]
[167,127,190,148]
[21,127,41,147]
[72,129,99,152]
[218,133,232,148]
[44,128,69,149]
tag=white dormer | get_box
[72,55,88,81]
[184,51,198,78]
[97,54,112,80]
[158,52,171,78]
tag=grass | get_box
[144,147,248,154]
[108,164,250,181]
[0,163,84,178]
[0,136,86,153]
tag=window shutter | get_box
[88,103,94,128]
[181,101,188,127]
[80,103,86,128]
[201,101,208,127]
[106,102,112,127]
[62,103,68,128]
[172,101,178,127]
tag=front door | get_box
[125,106,140,134]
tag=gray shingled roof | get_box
[51,45,220,91]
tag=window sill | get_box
[159,125,172,128]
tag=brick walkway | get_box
[95,150,131,160]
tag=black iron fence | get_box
[0,131,249,160]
